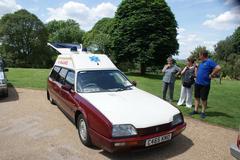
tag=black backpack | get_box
[182,68,195,88]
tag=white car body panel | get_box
[79,87,180,128]
[55,54,117,71]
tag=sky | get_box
[0,0,239,59]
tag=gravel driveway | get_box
[0,88,237,160]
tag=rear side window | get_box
[65,71,75,88]
[58,68,68,84]
[50,66,61,80]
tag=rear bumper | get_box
[230,144,240,160]
[90,122,186,152]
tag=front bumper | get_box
[230,144,240,160]
[90,122,186,152]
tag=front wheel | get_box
[47,90,55,105]
[4,89,8,97]
[77,114,92,147]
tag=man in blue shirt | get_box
[190,51,221,118]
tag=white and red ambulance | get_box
[47,43,186,152]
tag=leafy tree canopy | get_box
[46,19,85,44]
[214,26,240,79]
[0,9,50,67]
[190,46,212,61]
[83,18,114,56]
[112,0,179,74]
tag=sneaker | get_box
[177,102,183,106]
[200,112,206,119]
[189,111,198,115]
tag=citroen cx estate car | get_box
[47,44,186,152]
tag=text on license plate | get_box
[145,133,172,147]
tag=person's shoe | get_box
[200,112,206,119]
[189,110,198,115]
[177,102,183,106]
[186,105,192,108]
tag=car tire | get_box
[77,114,92,147]
[47,90,55,105]
[4,89,8,97]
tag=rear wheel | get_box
[77,114,92,147]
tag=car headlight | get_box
[172,113,183,126]
[112,124,137,138]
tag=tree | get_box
[83,18,114,57]
[0,9,50,67]
[214,27,240,62]
[214,26,240,79]
[112,0,178,74]
[232,27,240,55]
[190,46,211,61]
[46,19,85,44]
[214,37,235,63]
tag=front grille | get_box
[137,122,174,136]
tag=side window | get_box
[65,70,75,88]
[58,68,68,85]
[50,66,61,80]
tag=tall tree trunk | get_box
[140,63,146,75]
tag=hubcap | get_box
[49,96,53,102]
[79,119,87,141]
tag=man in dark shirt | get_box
[190,51,221,118]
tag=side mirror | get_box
[132,80,137,87]
[61,84,72,92]
[4,68,8,72]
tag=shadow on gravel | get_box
[101,134,193,160]
[0,85,19,103]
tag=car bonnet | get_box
[79,87,180,128]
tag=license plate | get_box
[145,133,172,147]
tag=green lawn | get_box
[6,68,240,129]
[6,68,50,89]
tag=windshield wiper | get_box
[114,88,125,92]
[114,85,134,92]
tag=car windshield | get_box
[77,70,133,93]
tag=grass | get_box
[6,68,240,129]
[6,68,50,89]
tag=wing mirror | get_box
[62,84,72,92]
[4,68,8,72]
[132,80,137,87]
